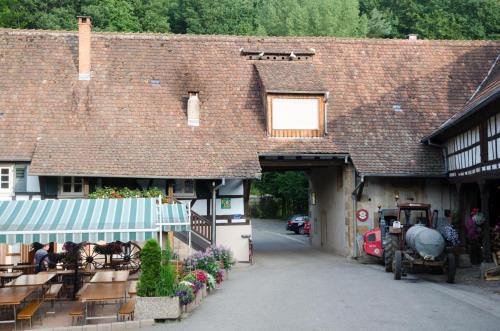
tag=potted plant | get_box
[135,239,181,320]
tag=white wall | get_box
[309,166,351,256]
[357,177,456,232]
[216,224,252,262]
[219,179,243,195]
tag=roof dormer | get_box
[255,62,328,138]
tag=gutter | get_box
[211,178,225,247]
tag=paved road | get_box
[149,219,500,331]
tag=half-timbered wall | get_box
[486,113,500,165]
[446,126,481,177]
[446,111,500,177]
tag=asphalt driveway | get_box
[148,218,500,331]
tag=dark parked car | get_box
[286,215,310,235]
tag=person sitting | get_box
[33,243,50,273]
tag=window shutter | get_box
[14,165,27,193]
[44,177,59,196]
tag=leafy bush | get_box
[155,263,176,297]
[89,187,163,199]
[175,282,195,305]
[137,239,161,297]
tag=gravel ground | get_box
[145,219,500,331]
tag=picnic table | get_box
[0,286,36,330]
[0,271,23,287]
[4,273,56,287]
[0,264,35,270]
[90,270,129,283]
[79,282,128,324]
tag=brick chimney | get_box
[78,16,91,80]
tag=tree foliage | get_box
[0,0,497,39]
[252,171,309,218]
[137,239,162,297]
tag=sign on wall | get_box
[356,209,369,222]
[221,198,231,209]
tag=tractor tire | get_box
[383,233,399,272]
[394,250,402,280]
[446,253,456,284]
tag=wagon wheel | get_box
[113,241,141,274]
[80,242,107,271]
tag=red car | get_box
[286,215,310,235]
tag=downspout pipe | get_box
[351,175,364,258]
[212,178,225,247]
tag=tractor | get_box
[384,203,456,283]
[364,203,456,283]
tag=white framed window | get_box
[272,98,319,130]
[59,177,84,197]
[0,166,13,193]
[267,95,325,138]
[173,179,196,198]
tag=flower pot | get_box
[135,296,181,320]
[194,287,203,305]
[202,284,208,298]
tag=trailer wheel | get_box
[394,250,402,280]
[446,253,456,284]
[383,233,398,272]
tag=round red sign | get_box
[356,209,369,222]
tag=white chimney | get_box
[78,16,91,80]
[408,34,418,41]
[187,92,200,127]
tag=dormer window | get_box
[254,61,328,139]
[268,95,325,137]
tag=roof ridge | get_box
[468,53,500,101]
[1,28,499,46]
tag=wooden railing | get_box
[165,197,212,244]
[191,211,212,244]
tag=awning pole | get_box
[188,203,192,255]
[158,195,163,250]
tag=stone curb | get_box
[35,319,155,331]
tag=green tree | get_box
[253,171,309,218]
[137,239,162,297]
[365,8,392,37]
[170,0,257,35]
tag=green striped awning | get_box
[0,198,189,244]
[160,203,190,232]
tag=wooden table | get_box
[0,265,36,273]
[4,273,56,287]
[79,283,128,324]
[0,271,23,287]
[90,271,129,283]
[0,286,36,330]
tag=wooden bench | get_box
[44,283,63,315]
[128,280,137,297]
[68,302,85,325]
[17,299,43,328]
[75,283,89,300]
[118,298,136,321]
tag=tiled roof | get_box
[425,54,500,141]
[0,30,498,177]
[255,62,326,93]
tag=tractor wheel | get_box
[383,233,398,272]
[394,250,402,280]
[446,253,456,284]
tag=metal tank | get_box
[405,224,445,260]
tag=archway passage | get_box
[250,154,352,257]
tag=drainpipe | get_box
[211,178,225,247]
[351,175,364,258]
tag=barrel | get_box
[405,225,445,260]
